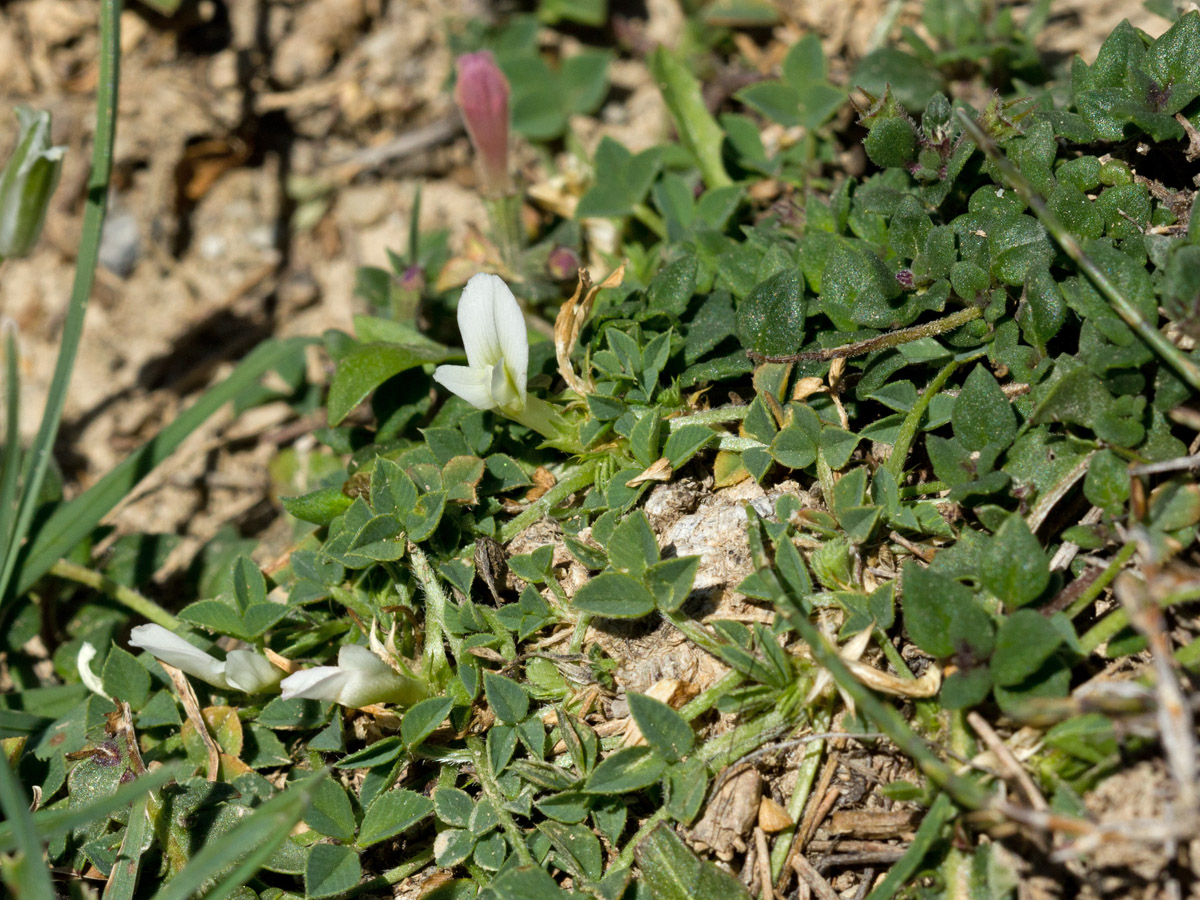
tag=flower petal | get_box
[337,643,393,675]
[128,624,229,689]
[280,666,351,703]
[457,273,507,368]
[491,282,528,409]
[433,364,495,410]
[77,642,109,698]
[224,650,284,694]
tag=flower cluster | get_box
[128,624,427,709]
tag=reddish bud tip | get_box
[454,51,511,195]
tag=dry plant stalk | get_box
[554,263,625,396]
[160,661,220,781]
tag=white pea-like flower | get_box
[433,273,529,415]
[279,644,429,709]
[128,624,284,694]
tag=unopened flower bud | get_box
[547,245,581,281]
[399,264,426,293]
[0,107,65,260]
[454,52,511,196]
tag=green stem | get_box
[898,481,948,498]
[956,109,1200,393]
[49,559,181,630]
[1079,582,1200,655]
[631,203,668,239]
[865,793,956,900]
[769,703,831,882]
[499,460,598,543]
[484,193,523,273]
[668,406,750,430]
[1064,542,1136,620]
[679,669,743,722]
[334,848,433,898]
[887,352,983,483]
[408,543,457,684]
[468,736,536,867]
[613,806,671,872]
[749,306,984,365]
[751,520,992,810]
[0,0,121,608]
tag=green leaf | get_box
[609,511,660,575]
[736,269,805,356]
[901,562,994,659]
[584,746,667,794]
[101,645,150,707]
[649,47,732,189]
[490,867,571,900]
[991,610,1065,687]
[304,778,357,842]
[327,342,454,426]
[649,256,698,316]
[306,843,362,898]
[577,139,663,218]
[0,754,54,899]
[952,364,1016,453]
[433,787,475,828]
[1083,449,1130,516]
[334,736,404,770]
[770,426,817,470]
[572,572,658,619]
[401,696,454,749]
[281,488,353,526]
[484,672,531,724]
[634,824,753,900]
[17,339,313,599]
[981,514,1049,608]
[150,770,324,900]
[627,693,694,763]
[645,556,700,612]
[357,788,434,849]
[663,425,715,467]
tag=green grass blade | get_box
[149,769,325,900]
[0,0,122,609]
[0,763,183,855]
[14,336,312,599]
[102,791,151,900]
[864,792,956,900]
[0,327,21,570]
[0,754,54,898]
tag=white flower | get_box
[280,644,428,709]
[433,273,528,414]
[128,624,284,694]
[77,642,109,699]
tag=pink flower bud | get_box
[455,52,511,195]
[547,245,581,281]
[399,264,426,293]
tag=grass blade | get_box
[864,793,956,900]
[0,763,183,855]
[0,326,20,578]
[0,0,122,608]
[149,768,325,900]
[13,336,312,599]
[102,791,151,900]
[0,754,54,898]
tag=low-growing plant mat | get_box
[2,2,1200,899]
